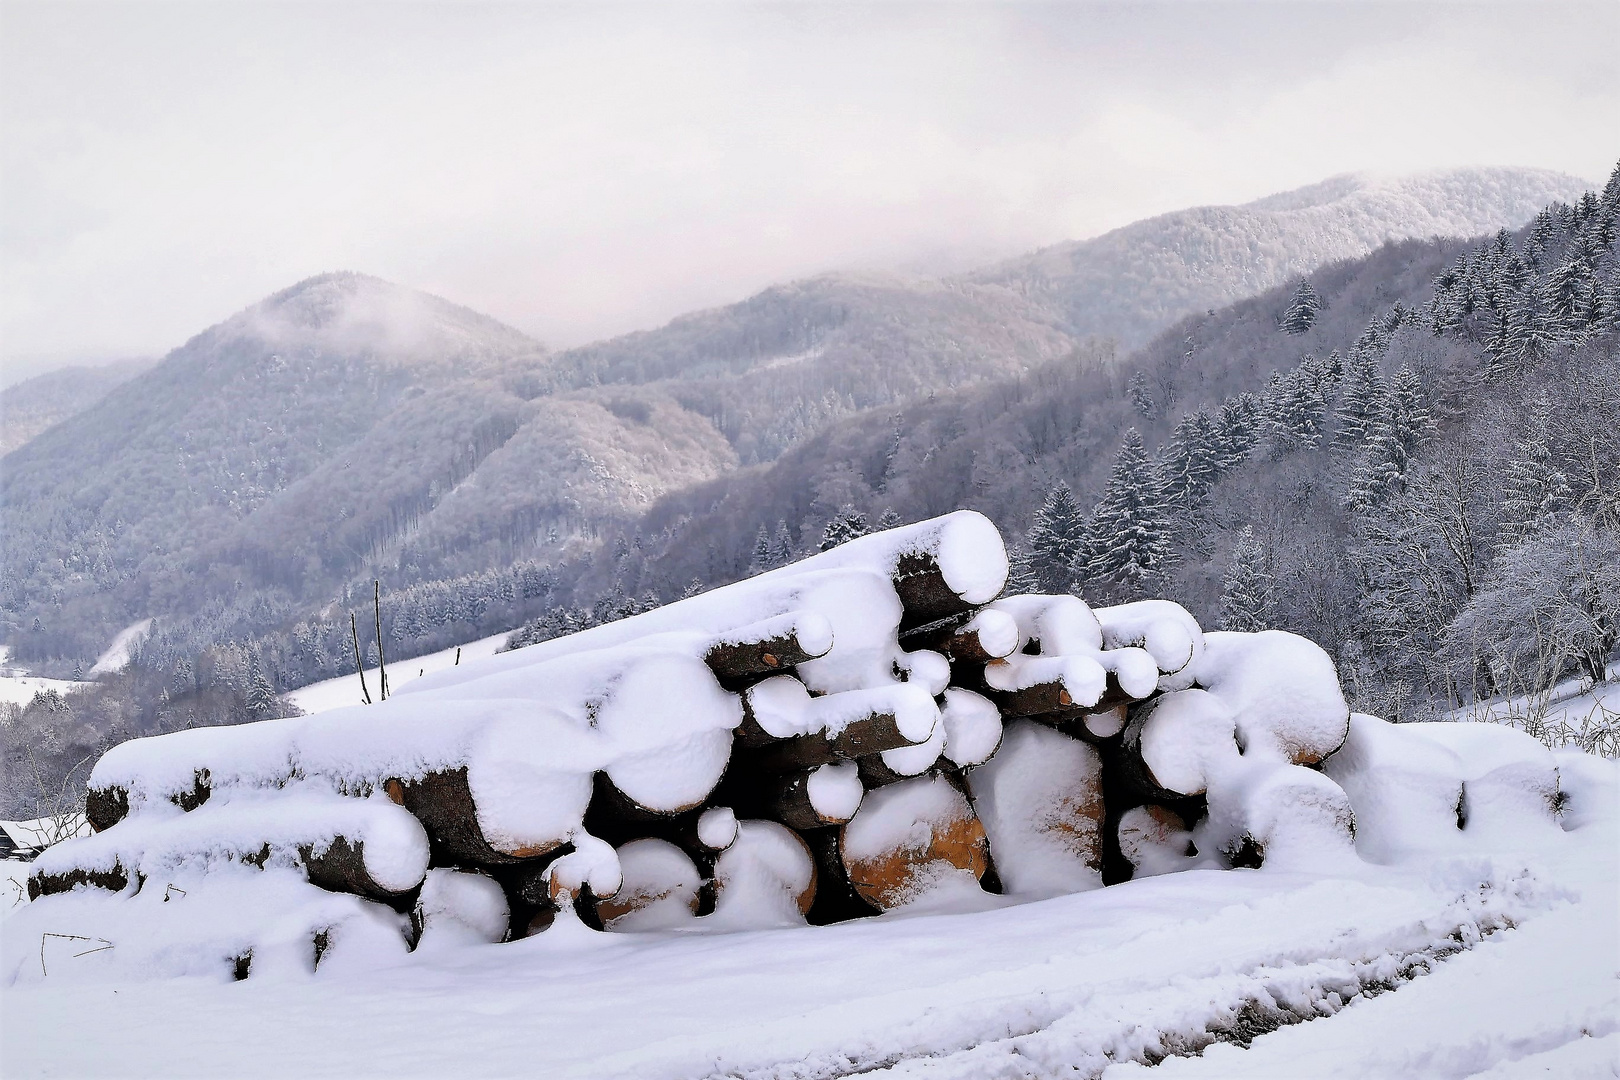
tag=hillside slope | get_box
[971,166,1590,349]
[0,359,154,456]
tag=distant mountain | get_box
[2,168,1590,670]
[969,166,1592,349]
[0,359,154,455]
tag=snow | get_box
[1324,713,1469,863]
[1193,630,1350,764]
[968,719,1104,898]
[1126,688,1239,796]
[88,618,153,676]
[938,687,1003,767]
[841,774,986,909]
[0,648,86,707]
[709,820,815,929]
[1096,599,1204,691]
[806,762,864,821]
[4,807,1612,1077]
[598,839,701,931]
[283,629,510,715]
[414,869,509,947]
[696,806,739,851]
[30,787,430,896]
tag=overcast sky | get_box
[1,2,1614,385]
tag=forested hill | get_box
[0,358,154,456]
[970,167,1588,350]
[558,165,1620,723]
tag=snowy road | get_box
[4,813,1614,1079]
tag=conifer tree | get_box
[1214,393,1261,470]
[1333,347,1390,451]
[1126,370,1156,418]
[1082,429,1177,595]
[1003,544,1040,597]
[1279,280,1323,335]
[747,525,773,576]
[819,507,869,551]
[1026,481,1088,594]
[876,507,903,530]
[770,520,795,567]
[1498,396,1573,548]
[1160,407,1221,513]
[1218,526,1273,632]
[1261,363,1327,456]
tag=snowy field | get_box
[1,808,1614,1079]
[0,647,84,708]
[283,631,511,715]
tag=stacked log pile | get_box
[14,510,1576,981]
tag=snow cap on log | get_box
[764,763,864,829]
[595,839,702,930]
[1192,630,1350,765]
[1199,759,1357,872]
[1119,688,1240,799]
[1323,714,1470,862]
[414,869,509,947]
[30,788,430,902]
[542,833,623,905]
[840,773,989,910]
[938,688,1003,768]
[696,806,740,851]
[1400,722,1563,842]
[967,720,1104,898]
[709,820,817,928]
[1096,600,1206,691]
[986,594,1104,655]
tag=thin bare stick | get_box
[351,613,373,705]
[374,580,389,701]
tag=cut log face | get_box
[710,820,817,925]
[967,720,1104,898]
[391,767,560,865]
[1116,804,1197,878]
[595,838,702,930]
[839,774,989,910]
[85,785,130,832]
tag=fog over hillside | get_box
[971,167,1591,349]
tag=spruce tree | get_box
[1026,481,1088,594]
[876,507,903,530]
[770,520,795,567]
[1003,543,1040,597]
[1082,429,1177,595]
[1214,393,1260,470]
[1498,396,1572,547]
[1261,363,1327,456]
[1161,407,1220,513]
[1279,280,1323,335]
[1126,370,1156,418]
[1218,526,1273,632]
[747,525,773,576]
[1333,348,1390,451]
[820,507,869,551]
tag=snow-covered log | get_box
[740,678,941,770]
[1402,722,1563,842]
[709,820,817,928]
[967,720,1104,897]
[413,869,510,947]
[839,774,989,910]
[31,789,430,902]
[1322,714,1467,862]
[1116,804,1200,878]
[86,647,742,865]
[594,839,703,930]
[1096,600,1205,692]
[1191,630,1350,765]
[760,763,864,830]
[1117,688,1240,800]
[702,612,835,686]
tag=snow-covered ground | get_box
[1452,666,1620,757]
[283,631,511,715]
[2,804,1613,1079]
[0,647,85,707]
[88,618,153,676]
